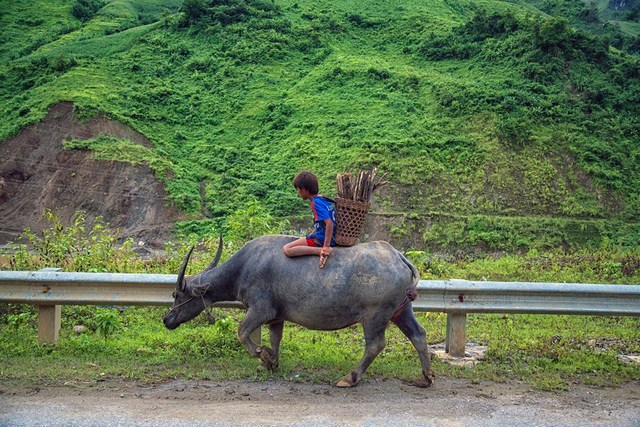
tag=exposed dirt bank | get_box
[0,102,184,247]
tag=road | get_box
[1,377,639,426]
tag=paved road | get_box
[1,378,639,426]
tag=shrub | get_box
[95,308,122,341]
[182,0,208,25]
[180,0,282,27]
[9,210,136,272]
[225,200,290,244]
[71,0,105,21]
[494,116,533,148]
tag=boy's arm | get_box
[321,218,333,255]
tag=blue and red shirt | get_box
[307,195,336,246]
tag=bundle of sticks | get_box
[336,168,387,203]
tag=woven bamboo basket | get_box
[334,197,370,246]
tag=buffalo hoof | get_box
[256,346,277,371]
[411,371,435,388]
[335,379,354,388]
[335,372,359,388]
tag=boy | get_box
[283,171,336,268]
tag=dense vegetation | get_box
[1,0,639,252]
[1,212,638,390]
[2,1,639,391]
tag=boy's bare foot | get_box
[319,253,329,268]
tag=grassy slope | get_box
[1,0,639,251]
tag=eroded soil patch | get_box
[0,102,183,246]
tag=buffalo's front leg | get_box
[336,319,387,387]
[255,321,284,371]
[238,306,277,369]
[263,321,284,370]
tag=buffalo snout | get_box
[163,312,179,330]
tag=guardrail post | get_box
[38,304,61,344]
[37,268,63,344]
[445,312,466,357]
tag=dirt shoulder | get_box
[1,377,638,426]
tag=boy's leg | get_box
[283,238,322,257]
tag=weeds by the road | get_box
[1,212,639,391]
[1,305,638,391]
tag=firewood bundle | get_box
[333,168,387,246]
[335,168,387,203]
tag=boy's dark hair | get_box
[293,171,319,195]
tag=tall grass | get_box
[1,211,638,390]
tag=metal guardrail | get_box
[413,279,640,356]
[414,279,640,316]
[0,271,179,306]
[1,270,639,356]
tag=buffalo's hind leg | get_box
[392,304,435,387]
[336,318,388,388]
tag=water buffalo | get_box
[163,235,434,388]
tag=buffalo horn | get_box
[177,246,195,292]
[206,236,224,271]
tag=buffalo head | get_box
[163,238,223,330]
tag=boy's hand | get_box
[319,246,331,268]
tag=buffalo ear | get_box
[177,246,195,292]
[206,236,224,271]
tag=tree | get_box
[71,0,104,22]
[181,0,208,25]
[580,1,600,24]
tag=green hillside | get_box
[1,0,639,251]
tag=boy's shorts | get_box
[306,234,336,247]
[306,236,323,247]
